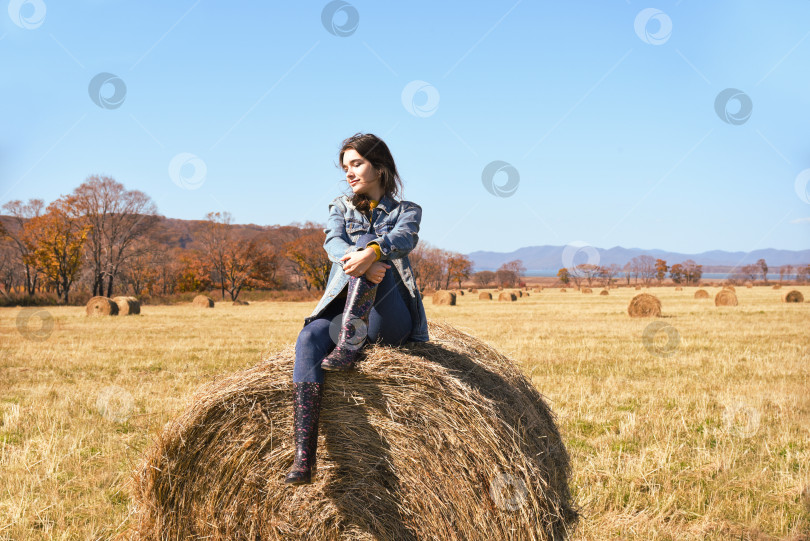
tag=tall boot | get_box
[285,381,323,485]
[321,274,378,372]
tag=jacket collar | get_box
[344,192,397,214]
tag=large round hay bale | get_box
[627,293,661,318]
[772,284,782,290]
[783,290,804,303]
[193,294,215,308]
[599,289,609,296]
[432,291,456,305]
[715,289,738,306]
[126,321,578,540]
[498,292,517,301]
[113,296,141,315]
[694,289,709,299]
[86,296,118,316]
[581,288,592,294]
[478,292,492,300]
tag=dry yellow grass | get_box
[1,285,809,540]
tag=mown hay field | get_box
[1,286,808,540]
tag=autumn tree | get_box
[669,263,684,284]
[72,176,160,297]
[24,195,91,303]
[574,263,600,286]
[176,251,212,292]
[445,253,472,289]
[1,199,44,294]
[741,264,759,282]
[681,259,702,285]
[284,230,331,291]
[557,267,570,285]
[630,255,656,286]
[756,258,768,282]
[655,259,668,285]
[409,241,446,291]
[473,270,496,287]
[600,263,620,287]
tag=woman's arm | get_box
[323,198,353,267]
[371,201,422,260]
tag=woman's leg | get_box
[293,299,343,383]
[367,264,413,347]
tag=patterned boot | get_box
[284,381,323,485]
[320,274,379,372]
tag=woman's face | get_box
[342,148,381,197]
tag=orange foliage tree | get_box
[284,230,330,291]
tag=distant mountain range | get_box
[467,245,810,273]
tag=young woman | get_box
[285,133,429,485]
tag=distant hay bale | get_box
[232,300,249,306]
[714,290,738,307]
[497,286,503,291]
[627,293,661,318]
[694,289,709,299]
[634,285,642,290]
[513,290,523,298]
[674,286,683,291]
[193,295,215,308]
[745,282,753,288]
[478,292,492,300]
[454,290,465,296]
[581,288,592,294]
[86,296,118,316]
[470,288,478,293]
[126,321,578,540]
[112,296,141,315]
[722,284,736,292]
[560,288,567,293]
[467,287,474,292]
[599,289,609,296]
[772,284,782,290]
[533,287,542,292]
[783,290,804,303]
[498,292,517,301]
[432,291,456,305]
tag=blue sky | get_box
[2,0,809,255]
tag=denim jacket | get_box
[303,192,429,342]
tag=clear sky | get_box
[2,1,809,255]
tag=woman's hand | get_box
[340,248,378,277]
[364,261,391,284]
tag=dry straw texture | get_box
[125,321,578,541]
[714,290,738,307]
[193,295,215,308]
[233,300,250,306]
[627,293,662,318]
[113,296,141,315]
[478,292,492,300]
[694,289,710,299]
[581,288,592,294]
[722,285,736,292]
[674,287,683,291]
[782,290,804,303]
[86,296,118,316]
[559,289,566,293]
[498,292,517,302]
[772,284,782,289]
[432,291,456,306]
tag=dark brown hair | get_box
[337,133,403,211]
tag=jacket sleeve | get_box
[370,201,422,261]
[323,198,353,268]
